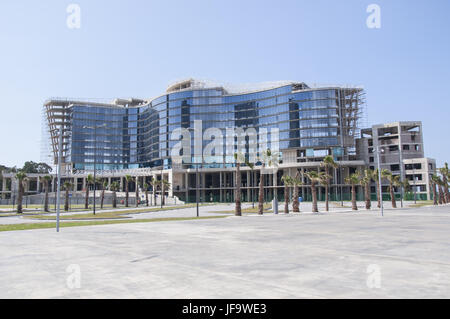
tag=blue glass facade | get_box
[49,82,360,171]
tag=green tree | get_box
[85,174,94,209]
[110,181,120,208]
[318,171,332,212]
[258,149,278,215]
[15,172,27,214]
[161,178,171,207]
[345,173,360,211]
[151,178,160,207]
[245,159,255,208]
[359,169,373,210]
[291,170,303,213]
[371,169,382,208]
[281,174,292,214]
[124,175,132,207]
[305,170,323,213]
[63,181,72,211]
[439,163,449,204]
[21,161,52,174]
[234,153,245,216]
[382,170,400,208]
[42,175,52,212]
[135,177,140,207]
[143,182,150,207]
[100,180,108,209]
[320,155,338,211]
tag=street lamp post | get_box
[376,145,384,217]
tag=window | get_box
[403,145,410,150]
[369,157,374,163]
[389,145,399,152]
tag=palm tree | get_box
[345,173,359,211]
[245,159,255,208]
[291,170,303,213]
[135,177,139,207]
[371,169,382,208]
[436,175,445,205]
[151,178,160,207]
[85,174,94,209]
[42,175,52,212]
[258,149,278,215]
[258,168,265,215]
[430,175,439,205]
[439,163,449,204]
[359,169,373,210]
[382,170,400,208]
[143,182,149,207]
[318,171,332,212]
[234,153,245,216]
[160,177,166,207]
[160,178,171,207]
[63,181,72,211]
[320,155,338,211]
[100,180,108,209]
[110,181,119,208]
[281,175,292,214]
[124,175,132,207]
[15,172,27,214]
[305,170,322,213]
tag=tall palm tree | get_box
[345,173,359,211]
[63,181,72,211]
[85,174,94,209]
[439,163,449,204]
[318,171,332,212]
[258,168,265,215]
[124,175,132,207]
[110,181,119,208]
[430,175,439,205]
[371,169,382,208]
[291,170,303,213]
[305,170,322,213]
[320,155,338,211]
[258,149,278,215]
[161,178,171,207]
[143,182,149,207]
[382,170,400,209]
[42,175,52,212]
[245,159,255,208]
[359,169,373,210]
[15,172,27,214]
[135,176,140,207]
[100,180,108,209]
[234,153,245,216]
[151,178,160,207]
[281,174,292,214]
[436,175,445,205]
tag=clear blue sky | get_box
[1,0,449,168]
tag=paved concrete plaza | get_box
[0,204,449,298]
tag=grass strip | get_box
[0,215,228,232]
[25,204,215,220]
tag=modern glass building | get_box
[43,79,366,202]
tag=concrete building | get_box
[356,121,436,200]
[38,79,367,203]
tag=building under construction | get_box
[3,79,371,202]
